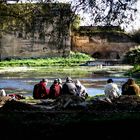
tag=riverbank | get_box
[0,65,133,74]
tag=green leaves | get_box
[0,52,92,67]
[123,46,140,64]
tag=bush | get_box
[123,46,140,64]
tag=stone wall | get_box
[0,3,71,60]
[71,31,139,59]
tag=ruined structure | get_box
[71,26,139,59]
[0,3,71,60]
[0,4,139,61]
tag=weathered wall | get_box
[0,3,71,60]
[71,31,139,59]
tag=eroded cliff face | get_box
[71,32,138,59]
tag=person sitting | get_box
[122,79,131,95]
[0,88,6,97]
[62,77,78,96]
[58,78,62,88]
[122,78,140,96]
[104,78,120,100]
[49,79,62,99]
[75,79,88,100]
[33,78,49,99]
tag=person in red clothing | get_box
[49,79,62,99]
[33,78,50,99]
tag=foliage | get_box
[123,46,140,76]
[130,65,140,75]
[123,46,140,64]
[73,26,129,37]
[69,0,137,30]
[0,52,92,67]
[131,29,140,43]
[69,51,91,59]
[0,2,73,55]
[1,0,138,31]
[125,64,140,77]
[0,3,36,32]
[71,14,81,30]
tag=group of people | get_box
[0,77,139,101]
[104,78,140,100]
[33,77,88,100]
[33,76,140,101]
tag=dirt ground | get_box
[0,110,140,139]
[0,96,140,139]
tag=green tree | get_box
[71,14,81,30]
[1,0,138,31]
[123,46,140,64]
[0,0,139,59]
[132,29,140,43]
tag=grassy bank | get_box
[124,64,140,80]
[125,65,140,75]
[0,52,92,67]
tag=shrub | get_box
[123,46,140,64]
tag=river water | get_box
[0,66,132,97]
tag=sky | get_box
[58,0,140,32]
[132,0,140,31]
[9,0,140,32]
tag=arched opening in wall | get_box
[109,51,120,59]
[92,52,102,59]
[116,53,120,59]
[102,51,120,59]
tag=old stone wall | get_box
[0,3,71,60]
[71,31,139,59]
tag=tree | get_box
[1,0,138,30]
[71,14,81,30]
[0,0,139,59]
[70,0,138,30]
[123,46,140,64]
[132,29,140,43]
[0,1,73,59]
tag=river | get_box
[0,66,133,97]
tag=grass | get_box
[124,64,140,77]
[0,52,92,67]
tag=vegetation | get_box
[123,46,140,64]
[122,46,140,77]
[1,0,138,31]
[73,28,129,37]
[124,64,140,77]
[71,14,81,30]
[69,0,137,30]
[131,29,140,43]
[0,52,92,67]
